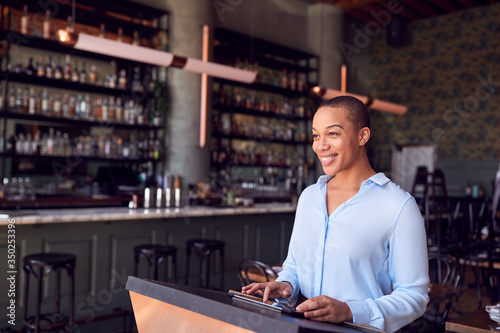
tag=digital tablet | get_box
[227,290,305,318]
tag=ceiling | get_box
[307,0,500,22]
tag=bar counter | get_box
[0,203,297,225]
[0,203,296,331]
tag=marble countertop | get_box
[0,203,297,225]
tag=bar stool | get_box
[22,252,76,333]
[185,239,225,290]
[133,244,177,282]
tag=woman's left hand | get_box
[296,295,353,323]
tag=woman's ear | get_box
[359,127,370,147]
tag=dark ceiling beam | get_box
[399,0,443,17]
[431,0,463,12]
[344,8,374,23]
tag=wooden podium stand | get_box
[126,276,384,333]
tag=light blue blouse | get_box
[276,173,430,332]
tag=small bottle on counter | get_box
[156,187,162,208]
[144,187,150,209]
[174,174,181,208]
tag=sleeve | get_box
[346,197,430,333]
[273,191,308,306]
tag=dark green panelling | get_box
[369,3,500,170]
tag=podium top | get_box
[126,276,385,333]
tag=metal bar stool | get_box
[185,239,225,290]
[22,252,76,333]
[133,244,177,282]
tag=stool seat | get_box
[134,244,177,282]
[185,239,225,290]
[23,252,76,332]
[24,253,76,267]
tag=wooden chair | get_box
[237,259,278,287]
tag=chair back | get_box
[238,259,278,287]
[428,252,460,288]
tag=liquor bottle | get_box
[79,62,87,84]
[62,93,70,118]
[69,94,76,118]
[117,27,124,42]
[43,10,51,39]
[25,57,35,75]
[132,31,140,46]
[102,97,109,121]
[71,62,79,82]
[53,92,62,117]
[21,5,29,35]
[75,94,82,117]
[281,68,288,89]
[118,69,127,89]
[46,55,53,79]
[22,86,29,113]
[297,73,304,92]
[115,97,123,121]
[94,97,102,121]
[290,70,296,91]
[14,86,22,112]
[35,89,42,114]
[99,23,106,38]
[89,64,97,85]
[108,97,115,120]
[8,86,16,109]
[14,60,22,73]
[84,94,91,119]
[63,54,72,81]
[54,57,63,79]
[37,56,45,77]
[109,61,117,88]
[41,89,49,114]
[131,67,142,92]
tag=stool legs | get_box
[69,263,75,333]
[185,247,191,285]
[36,266,43,332]
[220,247,224,291]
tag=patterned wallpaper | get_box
[368,3,500,172]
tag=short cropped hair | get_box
[318,96,370,130]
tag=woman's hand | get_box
[296,295,353,323]
[241,281,293,303]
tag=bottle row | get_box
[15,5,168,50]
[212,140,307,168]
[6,54,146,92]
[3,85,163,126]
[2,129,161,160]
[215,113,310,143]
[234,58,309,91]
[214,86,312,118]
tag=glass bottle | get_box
[131,67,142,92]
[8,85,16,109]
[117,27,123,42]
[15,86,23,111]
[53,92,62,117]
[94,97,102,121]
[63,54,72,81]
[102,97,108,121]
[54,57,63,79]
[22,86,29,113]
[69,94,76,118]
[21,5,29,35]
[115,97,123,122]
[41,89,49,114]
[99,23,106,38]
[132,31,140,46]
[79,61,87,84]
[43,10,51,39]
[14,59,22,73]
[37,55,45,77]
[118,69,127,89]
[62,93,70,118]
[35,89,42,114]
[109,60,117,88]
[89,64,97,85]
[71,61,79,82]
[108,97,115,120]
[45,55,53,79]
[28,87,36,114]
[25,57,35,75]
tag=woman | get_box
[242,96,429,332]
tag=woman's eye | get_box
[312,134,319,139]
[328,132,339,136]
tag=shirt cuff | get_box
[345,300,372,326]
[275,274,299,306]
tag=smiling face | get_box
[312,106,370,176]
